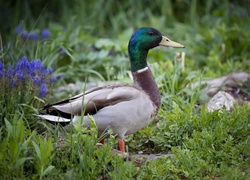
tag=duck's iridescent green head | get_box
[128,27,184,72]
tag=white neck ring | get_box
[136,66,149,73]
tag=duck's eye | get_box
[148,31,154,36]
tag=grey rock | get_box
[207,91,235,112]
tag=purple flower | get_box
[59,48,66,56]
[41,29,50,39]
[16,56,30,72]
[21,32,29,39]
[108,50,115,57]
[21,32,38,40]
[16,69,24,81]
[29,60,37,75]
[15,25,23,34]
[0,61,3,78]
[47,67,53,74]
[29,32,39,40]
[0,56,56,99]
[30,59,48,79]
[10,79,17,87]
[50,76,57,83]
[0,61,3,70]
[39,83,47,98]
[33,76,41,86]
[6,65,15,78]
[33,59,43,70]
[33,59,46,77]
[0,62,3,79]
[233,89,240,95]
[41,70,47,79]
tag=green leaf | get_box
[4,119,12,135]
[13,157,33,170]
[32,141,42,161]
[20,131,35,152]
[9,138,19,163]
[42,136,52,164]
[43,165,55,176]
[16,117,25,142]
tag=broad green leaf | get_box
[32,141,42,161]
[9,138,19,163]
[4,119,12,135]
[13,157,33,170]
[43,165,55,176]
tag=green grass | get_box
[0,0,250,179]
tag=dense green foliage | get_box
[0,0,250,179]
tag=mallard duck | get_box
[38,27,184,152]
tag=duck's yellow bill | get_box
[159,36,185,48]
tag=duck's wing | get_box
[39,85,140,120]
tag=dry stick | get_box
[175,52,185,73]
[181,52,185,73]
[175,52,180,62]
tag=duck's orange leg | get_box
[118,139,125,152]
[100,139,105,144]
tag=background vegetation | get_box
[0,0,250,179]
